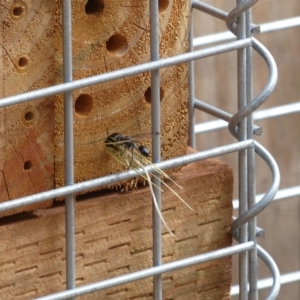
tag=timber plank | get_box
[0,158,233,299]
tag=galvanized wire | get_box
[194,0,280,298]
[194,16,300,47]
[0,140,254,213]
[188,11,196,148]
[149,1,163,298]
[0,39,252,108]
[232,271,300,296]
[62,0,76,293]
[35,242,255,300]
[194,100,300,134]
[0,0,283,299]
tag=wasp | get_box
[105,132,151,167]
[105,132,193,236]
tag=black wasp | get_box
[105,133,150,165]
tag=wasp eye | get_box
[138,146,150,157]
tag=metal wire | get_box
[233,186,300,209]
[62,0,76,293]
[188,11,196,148]
[149,1,163,298]
[232,271,300,296]
[0,39,252,108]
[0,140,254,212]
[194,16,300,47]
[235,4,250,297]
[246,8,258,299]
[0,0,283,299]
[193,1,281,298]
[230,244,281,299]
[194,100,300,133]
[35,242,255,300]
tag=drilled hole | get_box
[159,0,169,12]
[85,0,104,15]
[24,111,34,121]
[24,161,32,171]
[12,3,26,18]
[18,57,28,69]
[13,6,25,16]
[75,94,93,117]
[106,34,128,56]
[144,87,164,104]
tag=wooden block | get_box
[54,0,191,188]
[1,0,191,213]
[0,158,233,299]
[0,0,55,215]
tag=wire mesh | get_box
[0,0,285,299]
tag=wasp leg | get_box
[129,148,134,168]
[119,145,133,169]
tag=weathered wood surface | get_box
[193,1,300,299]
[0,158,233,299]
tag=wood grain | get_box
[0,158,233,299]
[1,0,191,213]
[53,0,191,189]
[0,0,55,215]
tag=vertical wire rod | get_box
[235,4,248,299]
[62,0,76,292]
[149,0,162,299]
[225,0,280,267]
[226,0,279,236]
[246,8,258,300]
[188,7,196,148]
